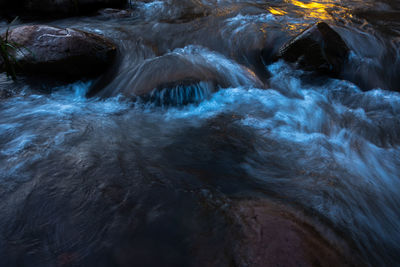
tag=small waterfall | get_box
[146,80,214,106]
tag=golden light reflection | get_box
[267,0,357,33]
[286,23,310,32]
[286,0,337,20]
[268,7,287,16]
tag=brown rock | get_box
[277,22,350,76]
[95,51,264,103]
[228,199,358,267]
[4,25,117,79]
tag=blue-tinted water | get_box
[1,0,400,266]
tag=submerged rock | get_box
[277,22,350,76]
[228,199,358,267]
[98,8,132,18]
[0,86,13,99]
[108,54,224,105]
[2,25,117,79]
[118,54,227,98]
[92,47,264,104]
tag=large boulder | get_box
[277,22,350,76]
[92,48,264,104]
[2,25,117,79]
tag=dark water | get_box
[1,0,400,266]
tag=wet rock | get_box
[111,54,223,105]
[0,88,13,99]
[120,55,225,98]
[228,199,358,267]
[98,8,132,18]
[93,48,264,103]
[0,74,17,99]
[277,22,350,76]
[3,25,117,79]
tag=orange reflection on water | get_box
[286,22,310,32]
[268,7,287,16]
[286,0,337,20]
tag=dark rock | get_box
[0,88,13,99]
[0,74,17,99]
[93,51,264,102]
[98,8,132,18]
[3,25,117,79]
[277,22,350,76]
[119,54,225,98]
[110,54,223,105]
[228,199,359,267]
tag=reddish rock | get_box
[228,199,358,267]
[4,25,117,79]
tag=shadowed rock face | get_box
[3,25,117,79]
[277,22,350,76]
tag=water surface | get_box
[1,0,400,266]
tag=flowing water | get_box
[1,0,400,266]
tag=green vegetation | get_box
[0,18,21,80]
[0,30,19,80]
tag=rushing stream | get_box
[1,0,400,266]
